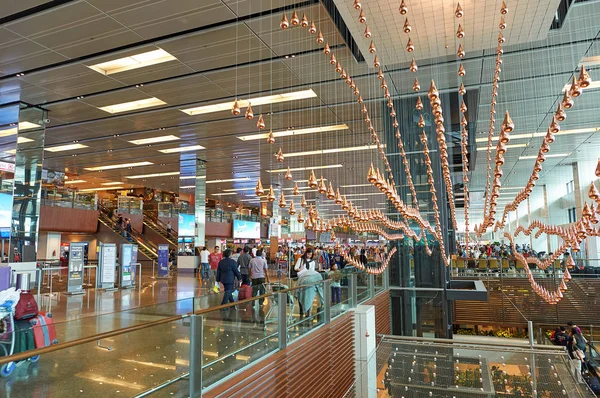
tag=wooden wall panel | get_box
[366,290,391,337]
[39,205,99,233]
[205,313,355,398]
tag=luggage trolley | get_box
[0,302,39,377]
[263,282,295,331]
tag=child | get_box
[328,264,342,304]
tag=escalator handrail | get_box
[98,210,158,257]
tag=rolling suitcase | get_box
[30,312,58,348]
[238,284,252,301]
[14,320,35,354]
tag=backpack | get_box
[15,292,39,320]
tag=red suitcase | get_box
[29,312,58,348]
[238,284,252,301]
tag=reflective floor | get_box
[1,268,356,397]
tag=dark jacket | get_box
[216,258,241,284]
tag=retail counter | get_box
[178,256,199,273]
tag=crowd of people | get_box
[550,321,590,371]
[200,244,387,314]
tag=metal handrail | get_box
[0,278,331,365]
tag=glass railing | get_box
[0,268,389,395]
[41,192,97,210]
[451,257,600,279]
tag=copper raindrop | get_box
[245,103,254,120]
[267,185,276,202]
[413,77,420,92]
[364,25,372,38]
[457,44,465,58]
[290,11,300,26]
[358,9,366,23]
[323,43,331,55]
[403,18,411,34]
[256,114,265,129]
[232,99,241,115]
[499,16,507,30]
[255,179,264,197]
[330,53,337,65]
[406,37,414,52]
[267,130,275,144]
[416,97,423,110]
[316,31,324,44]
[276,148,284,162]
[300,13,308,27]
[458,63,465,77]
[399,0,408,15]
[285,167,292,181]
[578,64,592,88]
[373,56,381,68]
[459,82,466,95]
[561,91,574,109]
[498,32,505,44]
[456,24,465,39]
[353,0,361,10]
[569,76,582,97]
[455,3,464,18]
[280,13,289,29]
[501,1,508,15]
[369,41,376,54]
[409,58,417,72]
[309,21,317,34]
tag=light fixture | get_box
[101,182,125,186]
[44,143,89,152]
[98,97,166,114]
[212,193,238,196]
[18,122,41,130]
[281,144,383,158]
[180,176,206,180]
[238,123,348,141]
[126,171,180,179]
[129,135,180,145]
[267,164,343,173]
[17,137,33,144]
[181,89,317,116]
[340,183,373,188]
[158,145,205,153]
[179,186,196,189]
[222,187,256,192]
[85,161,153,171]
[476,144,526,151]
[65,180,87,184]
[79,187,125,192]
[87,49,177,75]
[206,177,250,184]
[519,153,569,160]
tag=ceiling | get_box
[0,0,598,228]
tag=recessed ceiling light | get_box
[4,149,16,154]
[87,49,177,75]
[281,144,383,158]
[98,97,166,114]
[45,143,88,152]
[238,124,348,141]
[212,192,238,196]
[65,180,86,184]
[126,171,180,179]
[267,164,343,173]
[18,122,41,130]
[129,135,180,145]
[222,187,256,192]
[85,161,153,171]
[519,153,569,160]
[181,89,317,116]
[158,145,205,153]
[101,182,125,186]
[17,137,33,144]
[180,175,206,180]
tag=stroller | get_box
[263,282,295,331]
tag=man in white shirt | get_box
[249,249,270,306]
[199,246,210,282]
[251,246,258,257]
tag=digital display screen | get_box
[178,213,195,236]
[233,220,260,239]
[0,228,9,238]
[0,194,12,228]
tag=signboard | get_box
[178,213,195,236]
[157,244,169,277]
[120,244,135,288]
[268,222,281,239]
[0,161,15,173]
[0,193,12,228]
[233,220,261,239]
[67,242,86,294]
[100,243,117,289]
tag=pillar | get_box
[352,305,377,398]
[179,154,206,249]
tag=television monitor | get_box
[0,193,11,228]
[232,220,260,239]
[178,213,195,236]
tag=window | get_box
[566,180,574,194]
[568,207,577,223]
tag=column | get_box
[0,103,20,262]
[10,104,46,262]
[352,305,377,398]
[178,154,206,273]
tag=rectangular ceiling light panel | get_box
[282,144,383,158]
[158,145,205,153]
[98,97,166,114]
[85,161,153,171]
[129,135,180,145]
[45,143,88,152]
[238,124,348,141]
[126,171,180,179]
[267,164,343,173]
[88,49,177,75]
[181,89,317,116]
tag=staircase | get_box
[142,210,177,247]
[98,207,158,260]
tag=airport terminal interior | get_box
[0,0,599,397]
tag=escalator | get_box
[142,210,178,247]
[98,206,158,260]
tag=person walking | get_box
[294,248,324,317]
[249,249,270,306]
[216,249,241,306]
[166,221,172,238]
[199,246,210,283]
[328,263,342,304]
[237,246,252,286]
[208,246,222,288]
